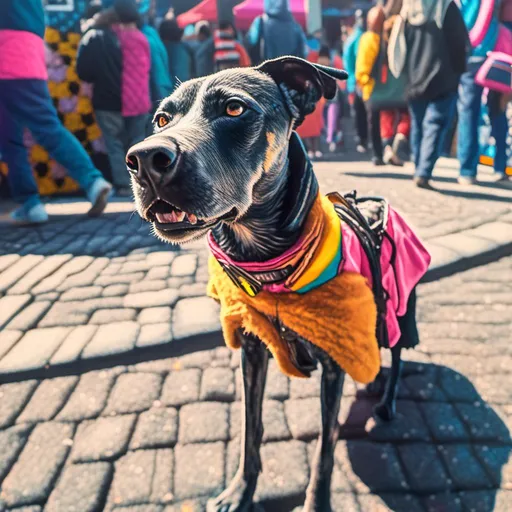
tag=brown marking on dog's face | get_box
[263,132,277,173]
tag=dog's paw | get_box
[373,402,396,422]
[206,477,257,512]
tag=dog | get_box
[127,56,430,512]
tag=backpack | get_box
[247,14,268,65]
[327,191,392,349]
[368,39,407,110]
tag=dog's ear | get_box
[257,56,348,127]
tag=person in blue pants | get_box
[457,0,510,184]
[0,0,112,225]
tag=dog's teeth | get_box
[176,211,186,222]
[188,214,198,225]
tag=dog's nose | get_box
[126,139,178,184]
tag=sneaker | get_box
[413,176,433,189]
[457,176,478,186]
[493,173,511,183]
[356,144,367,154]
[372,157,385,166]
[315,150,323,159]
[307,150,315,159]
[86,177,112,217]
[328,142,337,153]
[10,202,49,225]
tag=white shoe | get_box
[315,151,323,159]
[10,202,49,225]
[328,142,337,153]
[457,176,478,186]
[86,177,113,217]
[307,150,314,159]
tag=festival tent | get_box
[177,0,218,27]
[234,0,307,31]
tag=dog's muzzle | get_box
[126,137,179,191]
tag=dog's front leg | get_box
[303,350,345,512]
[207,331,269,512]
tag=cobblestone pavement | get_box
[0,256,511,511]
[0,159,511,376]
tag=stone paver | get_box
[130,407,178,450]
[178,402,229,444]
[45,462,112,512]
[81,321,140,358]
[71,415,136,462]
[161,369,201,407]
[0,422,74,507]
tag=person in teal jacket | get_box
[457,0,508,184]
[343,9,368,152]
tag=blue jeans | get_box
[457,68,483,178]
[491,110,508,175]
[409,93,457,179]
[0,79,103,207]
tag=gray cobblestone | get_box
[138,307,172,325]
[398,443,451,493]
[146,266,170,281]
[265,359,290,401]
[129,280,167,294]
[5,301,52,331]
[200,368,235,402]
[57,258,109,291]
[16,376,78,424]
[81,321,140,358]
[8,255,71,295]
[161,369,201,407]
[108,450,155,507]
[147,252,176,266]
[289,372,321,399]
[0,254,20,273]
[419,402,469,442]
[178,402,229,444]
[95,272,145,287]
[104,373,162,415]
[150,449,174,503]
[0,380,38,428]
[57,369,119,421]
[167,276,194,288]
[34,291,60,302]
[50,325,98,365]
[0,424,32,482]
[130,408,178,449]
[474,445,512,489]
[89,308,137,324]
[103,284,129,297]
[255,440,309,501]
[137,323,173,347]
[0,255,44,293]
[170,254,197,277]
[179,283,207,298]
[71,414,136,462]
[60,286,103,302]
[45,462,112,512]
[285,398,321,440]
[0,295,31,329]
[0,330,22,360]
[174,442,225,500]
[455,402,511,443]
[124,290,179,309]
[172,297,220,339]
[0,422,74,507]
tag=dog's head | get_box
[127,56,347,244]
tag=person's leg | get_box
[96,111,131,189]
[353,92,368,149]
[125,114,149,149]
[368,108,383,162]
[457,70,483,178]
[0,81,41,209]
[6,80,107,193]
[396,109,411,139]
[490,109,508,176]
[326,101,339,145]
[416,93,457,179]
[380,109,395,148]
[408,99,427,170]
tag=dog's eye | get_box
[155,113,171,128]
[225,101,245,117]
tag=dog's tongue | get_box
[156,212,178,223]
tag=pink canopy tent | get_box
[234,0,307,31]
[177,0,218,28]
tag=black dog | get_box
[127,57,420,512]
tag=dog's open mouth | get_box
[148,200,237,232]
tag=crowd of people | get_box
[0,0,510,224]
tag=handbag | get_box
[475,51,512,93]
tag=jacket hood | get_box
[264,0,293,19]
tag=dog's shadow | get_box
[337,362,511,511]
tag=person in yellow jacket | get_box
[356,6,385,165]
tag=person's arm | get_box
[246,16,262,48]
[444,2,470,75]
[76,30,99,83]
[355,32,380,89]
[236,42,252,67]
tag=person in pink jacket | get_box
[0,0,112,224]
